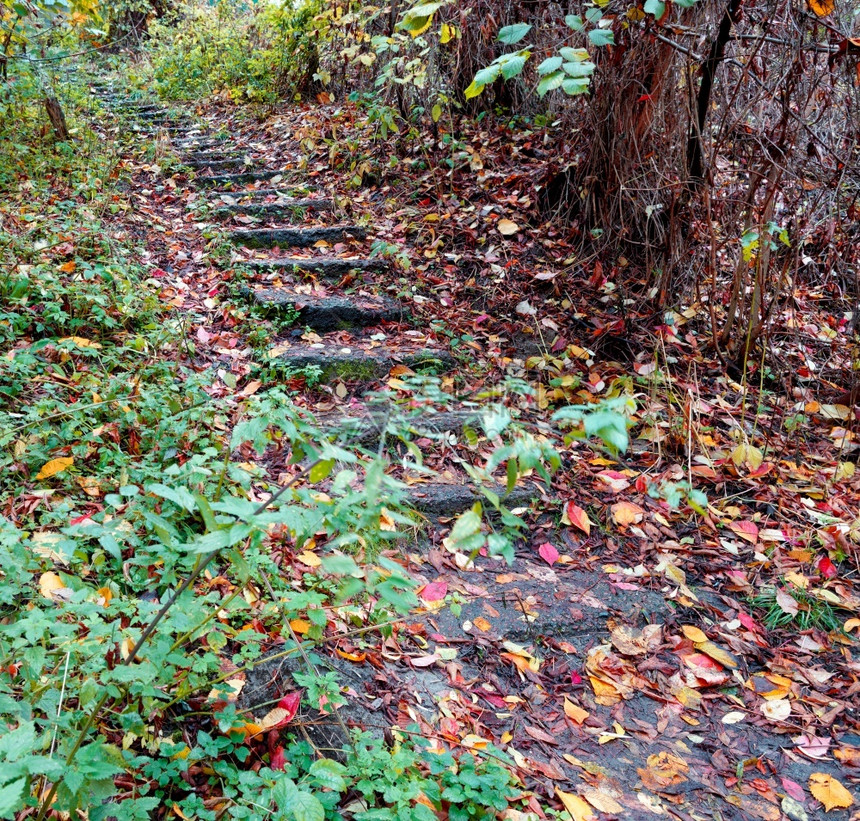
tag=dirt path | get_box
[89,82,859,821]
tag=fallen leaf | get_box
[420,581,448,602]
[681,625,708,643]
[611,501,644,526]
[761,699,791,722]
[563,698,589,724]
[722,711,746,724]
[36,457,74,480]
[497,218,519,236]
[728,519,759,544]
[777,587,799,616]
[694,639,738,668]
[472,616,492,632]
[563,502,592,535]
[808,0,834,15]
[39,571,68,600]
[808,772,853,811]
[538,542,559,566]
[556,789,593,821]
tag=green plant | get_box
[751,582,842,632]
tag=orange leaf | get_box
[809,772,853,811]
[36,457,73,480]
[556,789,594,821]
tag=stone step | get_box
[321,409,480,447]
[183,150,244,163]
[218,187,312,199]
[213,200,334,220]
[407,482,535,517]
[185,157,248,171]
[230,226,366,249]
[246,287,403,332]
[245,257,384,277]
[174,137,228,150]
[266,342,454,384]
[196,171,288,187]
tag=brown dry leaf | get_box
[610,624,662,656]
[808,772,854,811]
[497,218,519,236]
[556,789,593,821]
[36,456,74,480]
[834,746,860,767]
[76,476,102,498]
[582,786,623,814]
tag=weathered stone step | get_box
[267,343,454,384]
[245,257,384,277]
[219,187,312,199]
[230,226,366,249]
[213,200,334,219]
[185,157,248,171]
[196,170,288,187]
[174,137,228,150]
[247,288,402,332]
[183,150,244,163]
[321,409,480,446]
[408,482,535,516]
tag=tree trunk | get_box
[44,96,70,141]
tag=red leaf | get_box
[276,692,302,725]
[270,746,286,771]
[817,556,837,579]
[563,502,592,535]
[538,542,559,566]
[420,581,448,602]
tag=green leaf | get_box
[500,53,529,80]
[562,77,592,95]
[0,779,26,819]
[309,459,335,483]
[563,61,595,78]
[644,0,666,16]
[585,7,604,22]
[588,28,615,46]
[431,103,442,122]
[464,80,485,99]
[321,554,360,575]
[309,758,348,792]
[474,64,502,86]
[565,14,584,30]
[559,46,590,62]
[537,71,565,97]
[497,23,532,45]
[537,55,563,76]
[146,482,197,513]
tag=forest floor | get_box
[3,69,860,820]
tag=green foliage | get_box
[147,0,325,103]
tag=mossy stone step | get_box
[247,287,403,332]
[320,409,481,446]
[197,170,289,187]
[245,257,384,277]
[183,150,244,162]
[174,138,228,150]
[230,226,366,249]
[217,187,312,199]
[213,200,334,220]
[185,157,248,171]
[267,344,454,384]
[407,483,535,516]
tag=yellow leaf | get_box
[39,571,68,599]
[472,616,492,632]
[290,619,311,634]
[497,218,520,236]
[694,639,738,668]
[682,625,708,643]
[36,456,74,480]
[59,336,101,349]
[844,618,860,633]
[556,789,594,821]
[76,476,102,498]
[808,0,834,15]
[809,772,854,811]
[296,550,321,567]
[731,443,763,470]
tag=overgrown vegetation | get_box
[3,0,860,818]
